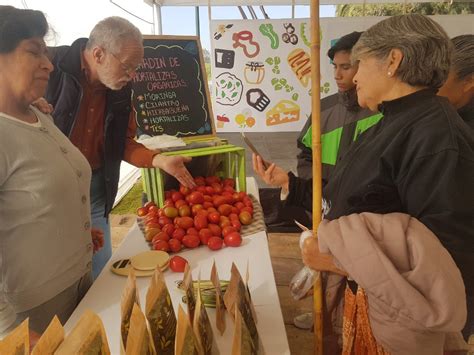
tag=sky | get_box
[0,0,335,49]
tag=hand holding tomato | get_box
[91,228,104,253]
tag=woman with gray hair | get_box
[438,34,474,129]
[254,14,473,352]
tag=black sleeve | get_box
[284,172,314,211]
[398,149,474,296]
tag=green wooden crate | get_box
[141,144,246,207]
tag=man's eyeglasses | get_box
[109,51,140,76]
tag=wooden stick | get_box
[310,1,323,354]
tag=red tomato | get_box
[187,227,199,236]
[211,183,223,194]
[224,232,242,247]
[194,215,208,230]
[231,219,242,231]
[162,224,175,236]
[219,219,231,229]
[222,225,237,237]
[164,191,172,199]
[205,175,221,185]
[243,198,253,207]
[241,206,254,215]
[239,211,252,225]
[158,216,172,227]
[164,199,175,208]
[207,207,217,213]
[232,192,243,202]
[152,231,170,243]
[191,204,204,216]
[208,224,222,237]
[194,176,206,186]
[171,191,184,202]
[169,255,188,272]
[229,213,239,221]
[174,199,187,208]
[137,207,148,217]
[145,227,161,242]
[179,185,191,196]
[168,239,182,253]
[203,201,214,209]
[208,211,220,224]
[176,216,194,229]
[205,186,215,195]
[203,195,213,203]
[178,205,191,217]
[222,178,235,188]
[182,234,200,248]
[148,205,159,214]
[217,204,232,216]
[163,206,178,218]
[196,186,207,194]
[199,228,213,245]
[207,236,223,250]
[231,207,239,215]
[144,201,157,209]
[153,240,170,252]
[212,195,226,207]
[223,186,235,193]
[172,227,186,241]
[189,192,205,205]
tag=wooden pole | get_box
[310,0,323,354]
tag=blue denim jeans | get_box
[90,170,112,279]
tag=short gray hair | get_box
[87,16,142,54]
[451,34,474,81]
[352,14,451,89]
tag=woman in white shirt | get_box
[0,5,100,341]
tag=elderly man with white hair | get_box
[42,17,196,278]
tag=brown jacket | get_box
[318,213,467,354]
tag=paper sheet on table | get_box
[137,134,186,150]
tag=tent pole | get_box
[152,2,162,35]
[310,0,323,354]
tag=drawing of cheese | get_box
[266,100,300,126]
[288,49,311,88]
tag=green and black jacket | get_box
[296,88,382,182]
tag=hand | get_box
[91,228,104,253]
[31,97,53,114]
[152,154,196,188]
[252,153,290,191]
[302,237,347,276]
[29,329,41,352]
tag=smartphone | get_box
[241,132,269,169]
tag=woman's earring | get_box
[388,71,392,76]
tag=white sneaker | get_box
[293,312,313,330]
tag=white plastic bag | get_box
[289,230,320,300]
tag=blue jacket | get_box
[46,38,132,216]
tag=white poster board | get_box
[210,14,473,132]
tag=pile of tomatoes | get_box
[137,176,254,253]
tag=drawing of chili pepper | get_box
[259,24,279,49]
[232,30,260,58]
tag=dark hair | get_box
[451,35,473,81]
[0,6,48,54]
[327,31,363,60]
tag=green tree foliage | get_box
[336,2,473,17]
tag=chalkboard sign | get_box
[131,35,215,138]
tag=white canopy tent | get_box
[145,0,454,5]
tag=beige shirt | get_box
[0,107,93,333]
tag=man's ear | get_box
[92,46,105,65]
[387,48,403,76]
